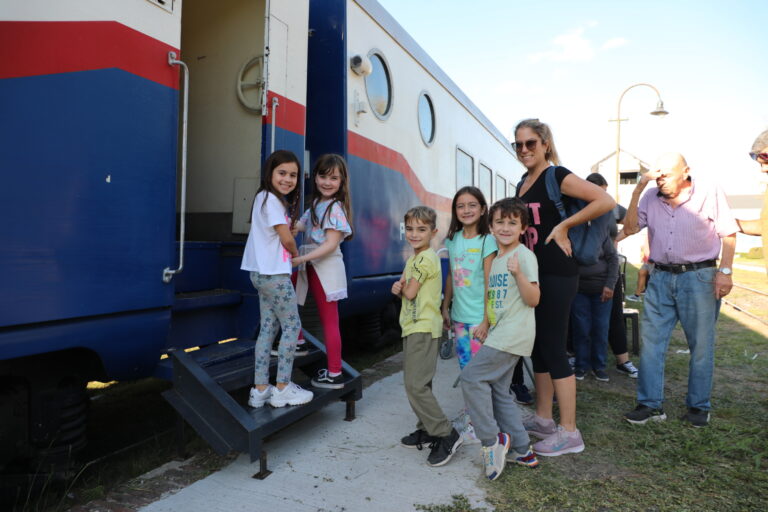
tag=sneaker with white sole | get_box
[482,433,510,481]
[268,382,313,407]
[521,409,558,439]
[626,294,643,302]
[508,445,539,468]
[248,385,273,408]
[533,426,585,457]
[311,369,345,389]
[616,361,639,378]
[426,428,463,467]
[624,404,667,425]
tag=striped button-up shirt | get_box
[638,179,738,265]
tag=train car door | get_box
[0,0,182,378]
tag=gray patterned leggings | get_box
[251,272,301,385]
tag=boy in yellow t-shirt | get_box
[392,206,462,468]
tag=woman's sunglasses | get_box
[514,139,540,152]
[749,152,768,162]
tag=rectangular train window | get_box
[496,174,507,201]
[456,148,474,189]
[479,164,492,203]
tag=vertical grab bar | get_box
[270,95,279,154]
[164,51,189,283]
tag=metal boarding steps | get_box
[160,330,362,478]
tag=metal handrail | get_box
[164,51,189,283]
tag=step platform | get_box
[160,330,362,477]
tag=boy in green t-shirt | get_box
[460,198,540,481]
[392,206,462,468]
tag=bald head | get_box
[655,152,688,171]
[654,152,691,200]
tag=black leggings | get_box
[531,274,578,379]
[608,274,627,356]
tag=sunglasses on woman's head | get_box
[514,139,539,152]
[749,152,768,161]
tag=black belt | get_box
[652,259,716,274]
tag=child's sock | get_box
[328,371,342,377]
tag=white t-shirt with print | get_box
[241,191,292,275]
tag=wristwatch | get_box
[717,268,732,275]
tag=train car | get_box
[0,0,520,470]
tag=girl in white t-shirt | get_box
[242,150,313,408]
[292,154,353,389]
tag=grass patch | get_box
[480,265,768,511]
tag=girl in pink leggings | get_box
[292,154,353,389]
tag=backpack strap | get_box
[515,172,528,197]
[543,166,568,222]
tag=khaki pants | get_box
[403,332,452,438]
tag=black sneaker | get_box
[427,428,463,467]
[401,429,438,450]
[511,383,534,405]
[681,407,710,428]
[311,369,345,389]
[624,404,667,425]
[616,361,639,378]
[574,369,587,381]
[592,369,610,382]
[271,341,309,357]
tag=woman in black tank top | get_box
[514,119,615,456]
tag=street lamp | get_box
[611,83,668,203]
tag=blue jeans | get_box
[570,292,612,371]
[638,267,720,411]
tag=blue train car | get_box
[0,0,520,469]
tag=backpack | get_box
[516,166,612,266]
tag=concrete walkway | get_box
[139,355,491,512]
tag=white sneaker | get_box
[248,385,273,408]
[482,433,510,481]
[268,382,313,407]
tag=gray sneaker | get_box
[521,409,557,439]
[533,426,585,457]
[481,433,510,481]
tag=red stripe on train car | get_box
[263,91,306,136]
[0,21,179,89]
[348,131,452,212]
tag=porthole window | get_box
[365,51,392,119]
[418,92,435,145]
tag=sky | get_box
[377,0,768,198]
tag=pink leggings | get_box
[292,265,342,374]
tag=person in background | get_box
[736,128,768,275]
[570,174,620,382]
[588,173,639,378]
[623,153,737,428]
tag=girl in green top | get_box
[442,186,498,369]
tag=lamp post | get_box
[611,83,668,203]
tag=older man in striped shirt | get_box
[621,152,737,428]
